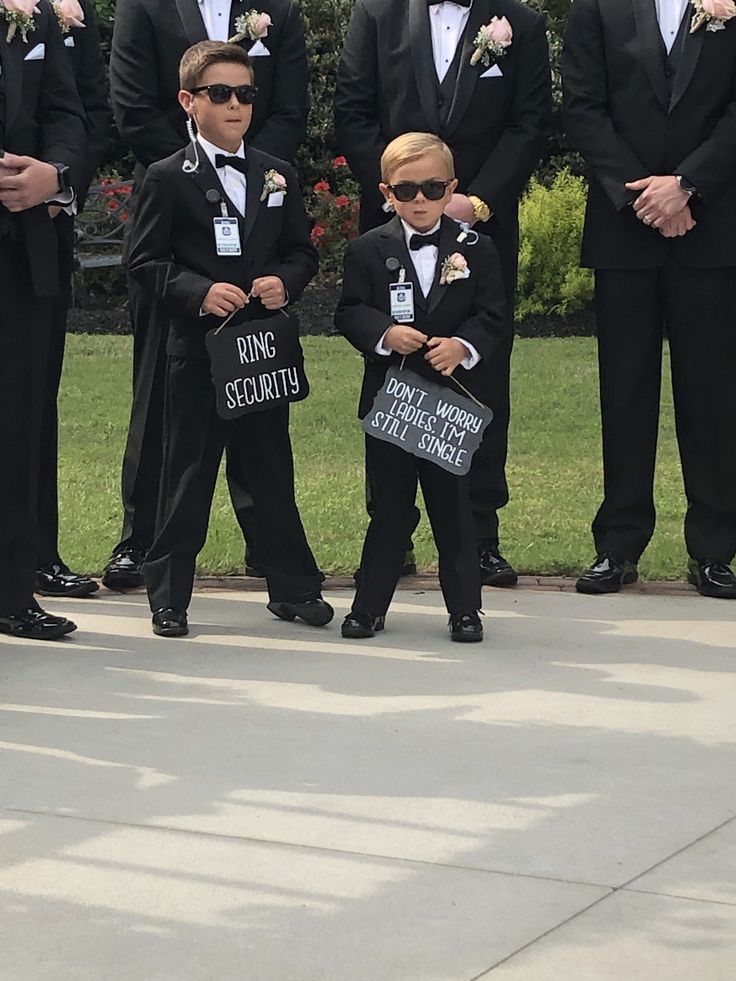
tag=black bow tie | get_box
[214,154,248,174]
[409,230,441,251]
[428,0,472,8]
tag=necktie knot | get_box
[409,230,441,251]
[214,154,248,174]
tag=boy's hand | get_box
[250,276,286,310]
[202,282,248,317]
[425,336,467,376]
[385,324,428,355]
[0,154,59,212]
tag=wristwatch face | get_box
[679,176,696,196]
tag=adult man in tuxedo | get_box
[35,0,112,599]
[0,3,86,639]
[334,0,551,586]
[563,0,736,599]
[105,0,309,589]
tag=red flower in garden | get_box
[334,194,350,208]
[313,180,330,194]
[332,156,348,168]
[107,199,119,211]
[311,223,326,241]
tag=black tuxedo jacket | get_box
[0,5,86,295]
[563,0,736,269]
[110,0,308,168]
[66,0,112,208]
[128,143,318,359]
[334,0,552,247]
[335,214,507,417]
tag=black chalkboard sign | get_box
[362,365,493,475]
[205,310,309,419]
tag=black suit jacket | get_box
[110,0,308,168]
[128,143,318,359]
[562,0,736,269]
[65,0,112,208]
[335,214,507,417]
[334,0,552,277]
[0,5,86,295]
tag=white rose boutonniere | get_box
[690,0,736,32]
[229,9,272,44]
[440,253,470,286]
[470,16,513,67]
[52,0,85,33]
[260,168,288,202]
[0,0,39,43]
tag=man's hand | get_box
[425,336,467,376]
[626,175,690,228]
[659,204,696,239]
[202,282,248,317]
[384,324,428,355]
[444,193,476,226]
[0,154,60,212]
[251,276,286,310]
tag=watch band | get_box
[677,175,697,198]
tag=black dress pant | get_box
[144,355,323,612]
[593,263,736,563]
[0,244,52,614]
[117,274,256,553]
[354,435,482,616]
[36,212,74,567]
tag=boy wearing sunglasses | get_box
[335,133,507,642]
[127,41,331,637]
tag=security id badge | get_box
[213,217,242,256]
[389,281,415,323]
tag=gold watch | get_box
[468,195,492,224]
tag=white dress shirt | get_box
[429,1,473,82]
[655,0,690,54]
[197,134,247,216]
[375,219,480,370]
[199,0,231,42]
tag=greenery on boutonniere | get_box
[690,0,736,33]
[229,8,272,44]
[0,0,39,43]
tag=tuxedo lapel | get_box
[409,0,441,133]
[669,19,706,112]
[427,217,461,316]
[377,216,427,314]
[185,145,244,227]
[240,153,266,248]
[444,0,493,137]
[632,0,670,111]
[1,33,25,136]
[174,0,208,46]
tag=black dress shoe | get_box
[576,553,638,595]
[152,608,189,637]
[102,542,147,591]
[478,546,518,587]
[0,606,77,640]
[687,558,736,599]
[341,612,386,639]
[267,598,334,627]
[35,561,99,598]
[449,612,483,643]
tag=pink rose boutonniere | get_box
[261,168,287,201]
[470,16,513,67]
[690,0,736,32]
[0,0,39,43]
[440,253,470,286]
[52,0,85,33]
[229,9,272,44]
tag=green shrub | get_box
[516,169,592,319]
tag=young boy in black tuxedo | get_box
[335,133,507,643]
[128,41,332,637]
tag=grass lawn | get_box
[58,334,689,580]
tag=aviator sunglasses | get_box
[386,179,453,202]
[189,83,259,105]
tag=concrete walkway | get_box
[0,586,734,980]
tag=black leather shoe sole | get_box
[450,625,483,643]
[576,568,638,595]
[687,571,736,599]
[267,600,334,627]
[102,569,145,591]
[480,567,518,588]
[35,577,100,598]
[152,621,189,637]
[0,617,77,640]
[341,615,386,639]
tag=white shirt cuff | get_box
[374,329,393,356]
[457,337,480,370]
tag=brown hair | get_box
[380,132,455,183]
[179,41,253,91]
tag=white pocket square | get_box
[267,191,285,208]
[480,64,503,78]
[24,42,46,62]
[64,35,75,47]
[248,40,270,57]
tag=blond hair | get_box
[380,133,455,183]
[179,41,253,91]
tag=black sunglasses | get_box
[189,83,258,105]
[386,179,453,202]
